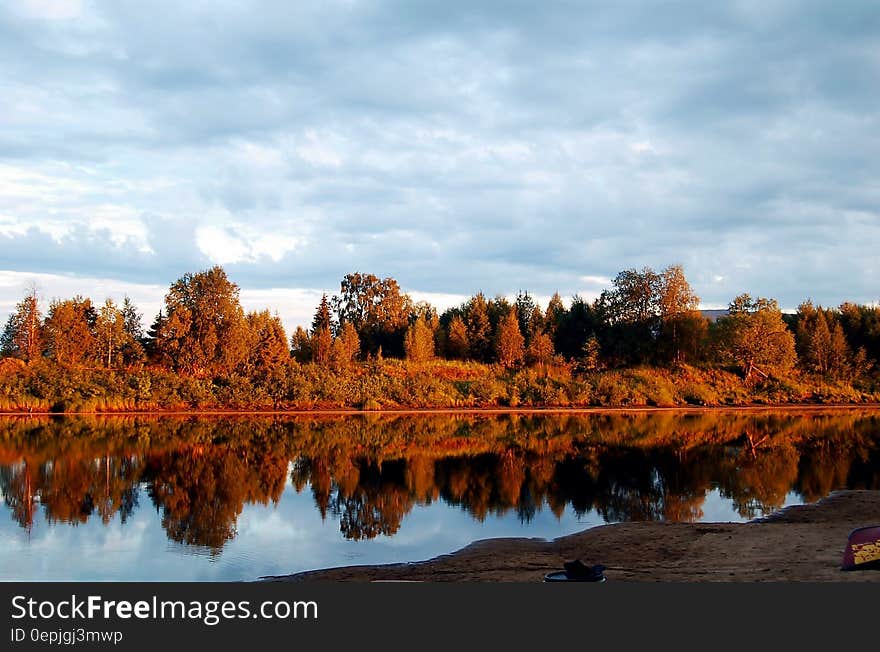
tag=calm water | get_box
[1,411,879,581]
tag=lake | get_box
[1,410,879,581]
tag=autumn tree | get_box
[465,293,492,362]
[795,302,854,378]
[290,326,312,363]
[312,293,333,333]
[657,265,704,363]
[92,297,146,368]
[487,295,513,335]
[525,331,555,365]
[445,315,469,359]
[44,296,97,366]
[514,292,537,344]
[495,310,525,368]
[714,294,797,380]
[331,322,360,369]
[404,315,435,363]
[527,305,545,340]
[154,266,248,375]
[331,273,411,357]
[95,299,127,368]
[579,336,602,371]
[310,296,333,366]
[544,293,566,339]
[119,296,146,366]
[244,310,289,379]
[838,302,880,366]
[1,286,43,362]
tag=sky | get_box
[1,1,878,333]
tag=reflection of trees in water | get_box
[0,454,140,530]
[722,441,800,519]
[0,461,37,532]
[144,444,288,553]
[1,411,880,548]
[550,447,718,523]
[331,461,412,541]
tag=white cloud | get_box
[296,131,345,168]
[16,0,83,20]
[195,226,251,265]
[630,140,656,154]
[0,269,165,324]
[578,275,612,287]
[0,2,877,313]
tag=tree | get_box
[245,310,289,379]
[1,286,43,362]
[445,315,469,360]
[331,322,360,369]
[525,331,554,366]
[554,295,600,360]
[331,273,411,356]
[119,296,146,366]
[465,293,492,362]
[144,310,165,362]
[487,295,512,334]
[604,267,661,325]
[312,294,333,335]
[290,326,311,363]
[715,294,797,380]
[544,292,566,338]
[600,267,662,365]
[579,336,602,371]
[44,296,97,366]
[495,310,525,368]
[514,292,537,343]
[795,301,855,378]
[808,309,833,375]
[95,299,127,368]
[829,322,853,378]
[657,265,701,363]
[154,266,248,375]
[311,327,333,366]
[527,306,545,341]
[309,298,333,366]
[121,296,144,342]
[838,302,880,366]
[404,315,435,362]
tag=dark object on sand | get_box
[544,560,607,582]
[841,526,880,571]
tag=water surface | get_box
[1,411,879,580]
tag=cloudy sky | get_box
[1,1,878,332]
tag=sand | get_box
[267,490,880,582]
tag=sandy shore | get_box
[267,490,880,582]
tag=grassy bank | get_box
[2,358,880,413]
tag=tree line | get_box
[2,264,878,385]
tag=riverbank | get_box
[2,359,879,414]
[2,403,880,417]
[267,490,880,582]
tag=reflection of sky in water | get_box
[0,480,801,582]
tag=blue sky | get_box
[1,1,878,331]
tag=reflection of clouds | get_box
[700,489,803,523]
[0,478,608,581]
